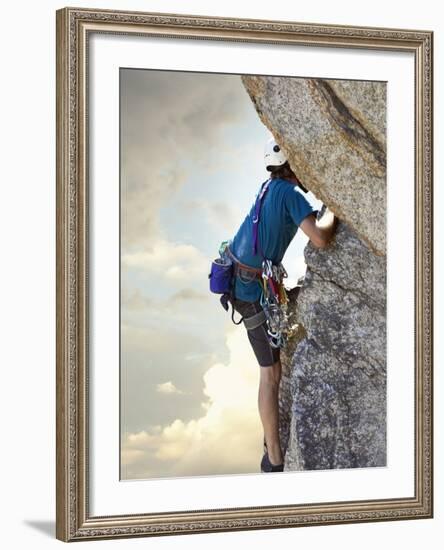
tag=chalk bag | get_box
[208,258,233,294]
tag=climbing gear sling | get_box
[251,178,291,348]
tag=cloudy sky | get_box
[120,68,322,480]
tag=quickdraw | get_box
[259,259,290,349]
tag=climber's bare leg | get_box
[258,359,283,465]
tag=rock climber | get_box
[227,136,338,473]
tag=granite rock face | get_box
[242,76,387,470]
[283,220,386,470]
[241,76,386,256]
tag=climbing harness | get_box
[209,177,292,348]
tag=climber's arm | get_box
[299,208,338,249]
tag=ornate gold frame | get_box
[56,7,433,542]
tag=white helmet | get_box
[264,136,287,171]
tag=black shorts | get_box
[231,297,280,367]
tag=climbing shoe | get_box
[260,451,284,473]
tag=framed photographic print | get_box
[56,7,433,542]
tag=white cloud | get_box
[156,381,184,395]
[121,327,264,478]
[170,288,208,302]
[122,239,209,283]
[183,198,243,234]
[121,287,152,311]
[121,70,250,250]
[121,449,145,466]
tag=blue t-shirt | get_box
[230,177,315,302]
